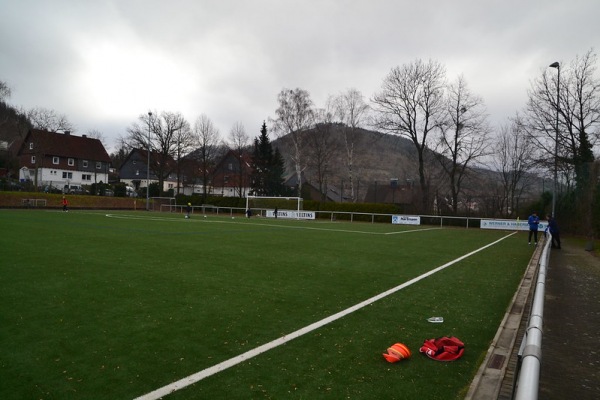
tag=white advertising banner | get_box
[392,215,421,225]
[266,210,315,220]
[480,219,547,231]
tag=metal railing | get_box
[514,235,551,399]
[160,204,482,228]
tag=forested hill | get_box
[273,125,432,195]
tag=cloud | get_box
[1,0,599,151]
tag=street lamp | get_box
[146,111,152,211]
[549,62,560,217]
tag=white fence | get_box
[160,204,542,229]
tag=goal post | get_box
[152,197,176,212]
[245,196,306,218]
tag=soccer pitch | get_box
[0,210,533,399]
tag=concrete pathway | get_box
[538,238,600,399]
[466,236,600,399]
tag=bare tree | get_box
[332,88,370,202]
[307,106,339,201]
[228,121,250,197]
[0,80,13,133]
[85,129,108,149]
[434,75,491,215]
[1,92,29,142]
[272,88,314,196]
[491,115,534,217]
[525,49,600,190]
[172,119,194,195]
[192,114,221,201]
[110,135,132,170]
[127,111,190,194]
[0,81,11,102]
[27,107,75,132]
[372,59,447,212]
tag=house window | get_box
[96,162,101,169]
[62,172,73,179]
[83,160,88,168]
[68,158,75,166]
[31,156,36,164]
[29,142,34,150]
[228,163,233,171]
[82,174,92,181]
[135,170,139,176]
[53,156,59,165]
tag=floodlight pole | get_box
[549,62,560,218]
[146,111,152,211]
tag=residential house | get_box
[212,150,253,197]
[17,129,111,192]
[284,172,339,202]
[118,148,177,194]
[174,149,212,196]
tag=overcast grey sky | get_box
[1,0,598,151]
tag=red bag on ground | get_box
[419,336,465,361]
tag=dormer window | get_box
[53,157,59,165]
[96,162,101,169]
[68,158,74,166]
[29,142,34,150]
[83,160,88,168]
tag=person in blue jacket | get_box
[546,214,561,249]
[528,211,540,245]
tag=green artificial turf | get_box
[0,209,534,399]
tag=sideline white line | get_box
[134,231,517,400]
[384,227,441,235]
[105,213,438,235]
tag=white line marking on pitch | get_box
[104,213,437,235]
[133,231,517,400]
[384,227,441,235]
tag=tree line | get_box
[1,50,599,233]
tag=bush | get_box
[114,183,127,197]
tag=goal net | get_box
[245,196,303,218]
[152,197,176,212]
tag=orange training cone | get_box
[383,343,411,363]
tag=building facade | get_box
[17,129,111,192]
[118,148,178,194]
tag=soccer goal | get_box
[245,196,305,219]
[152,197,176,212]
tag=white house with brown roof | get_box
[17,129,111,192]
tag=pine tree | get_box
[268,147,288,195]
[250,122,288,196]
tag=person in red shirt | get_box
[62,196,68,212]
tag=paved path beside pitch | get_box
[538,239,600,399]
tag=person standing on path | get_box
[546,214,561,249]
[528,211,539,245]
[62,196,69,212]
